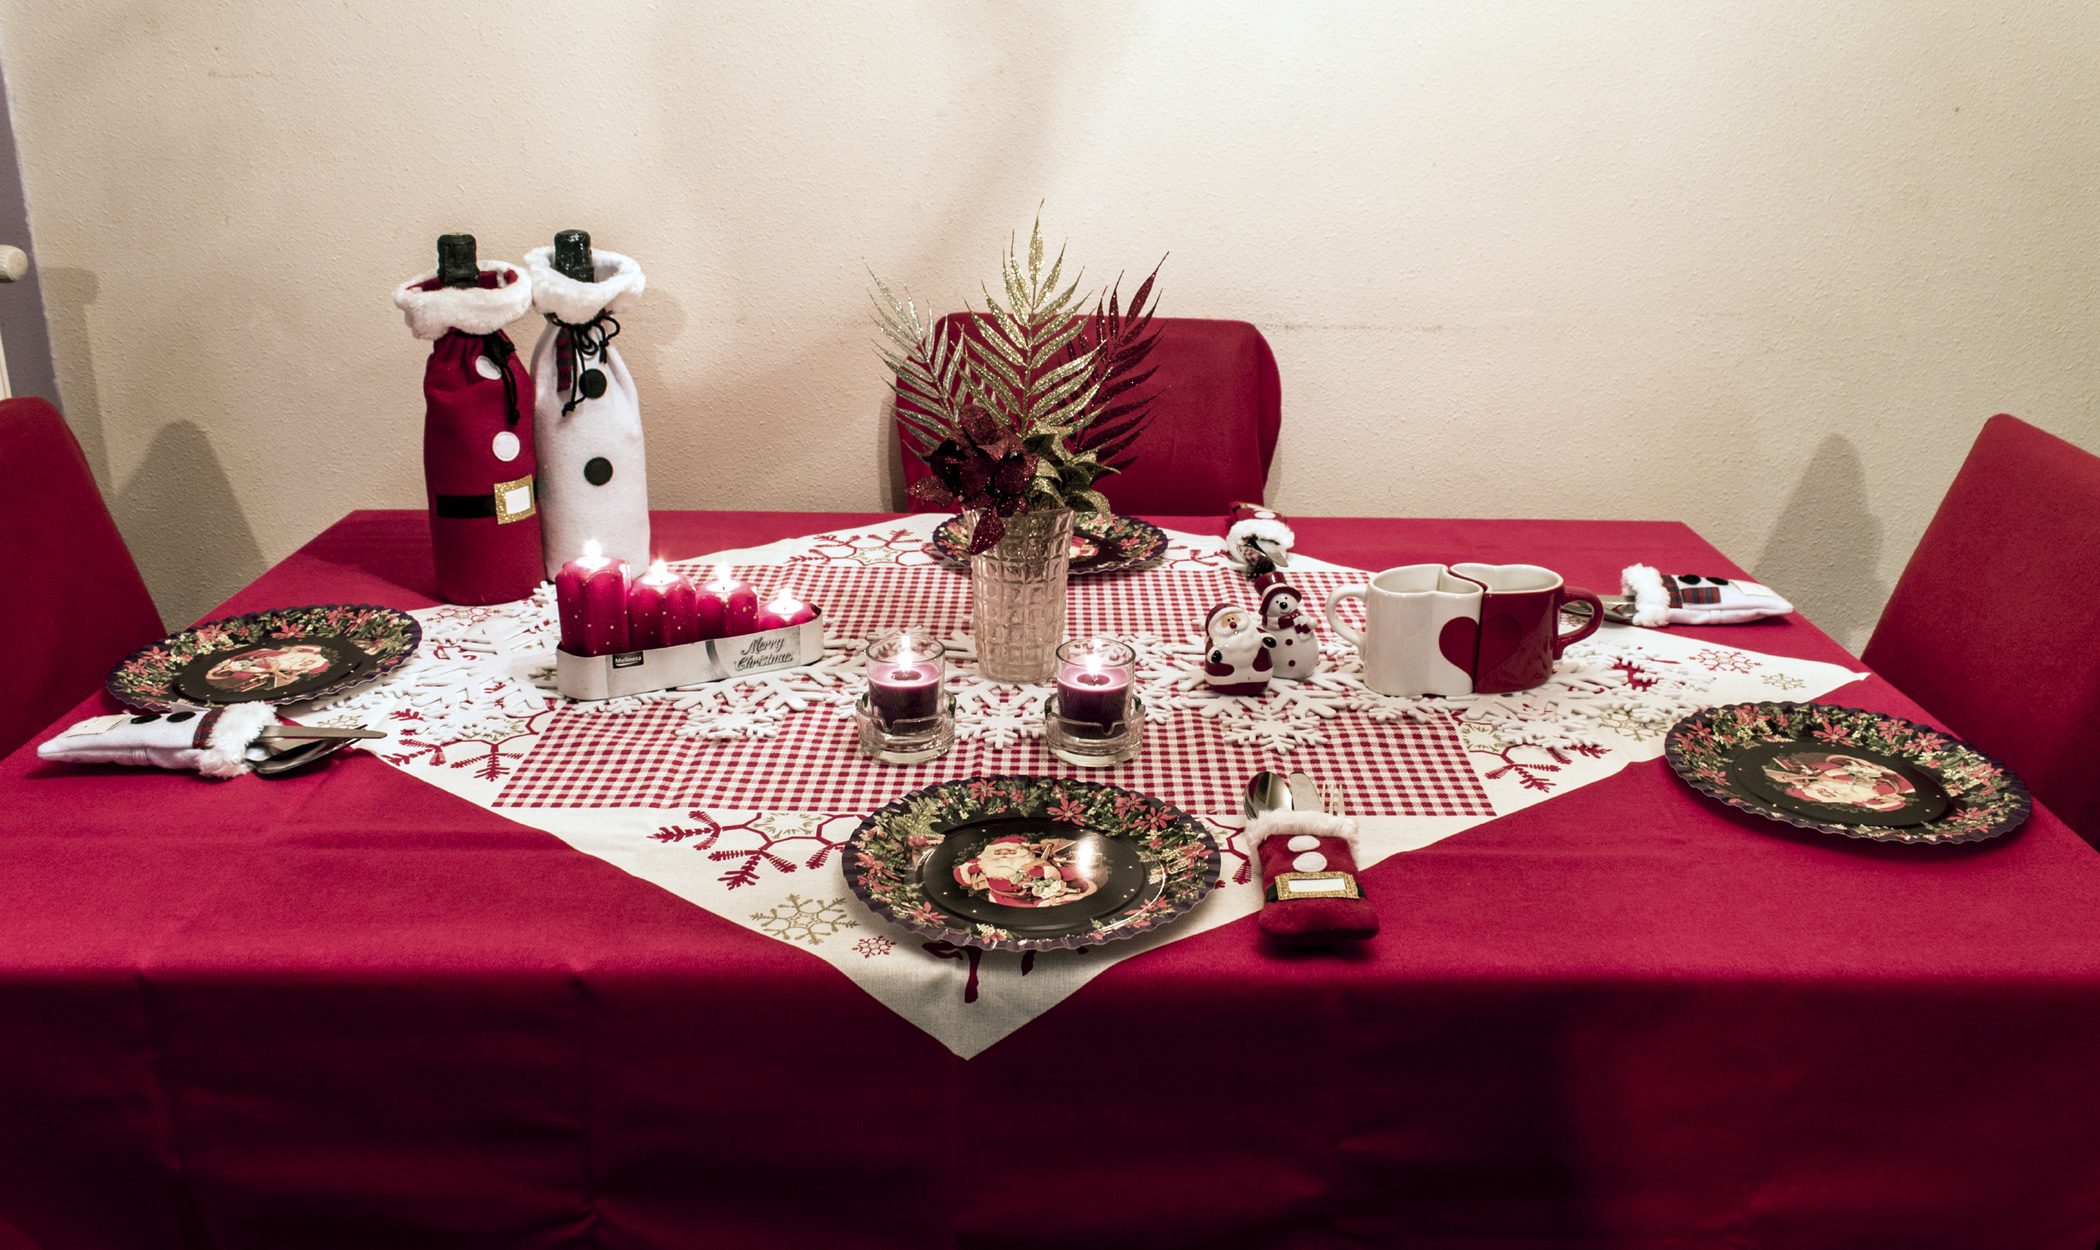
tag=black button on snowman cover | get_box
[584,456,614,486]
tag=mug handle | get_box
[1325,586,1369,646]
[1552,587,1604,655]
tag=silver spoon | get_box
[1243,770,1295,822]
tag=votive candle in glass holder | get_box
[856,628,954,763]
[1047,636,1143,766]
[1054,637,1134,736]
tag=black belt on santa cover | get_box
[433,488,524,519]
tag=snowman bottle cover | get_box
[391,234,544,606]
[526,231,651,578]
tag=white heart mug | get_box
[1323,565,1483,697]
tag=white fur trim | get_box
[197,704,279,779]
[392,261,533,340]
[523,245,646,323]
[1621,563,1672,628]
[1225,517,1295,568]
[1244,810,1360,855]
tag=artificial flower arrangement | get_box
[871,214,1164,554]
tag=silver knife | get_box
[258,725,387,741]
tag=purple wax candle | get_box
[1054,637,1135,738]
[866,630,945,730]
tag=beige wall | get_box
[3,1,2096,647]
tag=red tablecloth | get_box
[6,511,2100,1250]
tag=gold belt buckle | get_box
[493,474,536,525]
[1272,871,1360,901]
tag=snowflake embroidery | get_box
[853,935,895,959]
[750,894,858,946]
[787,528,938,568]
[1762,672,1808,691]
[291,585,560,760]
[1578,700,1676,741]
[1689,647,1760,674]
[651,811,859,889]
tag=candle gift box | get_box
[554,613,825,700]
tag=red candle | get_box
[628,560,701,649]
[701,564,758,637]
[867,631,944,729]
[754,586,816,633]
[1054,637,1134,738]
[555,540,631,656]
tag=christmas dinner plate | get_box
[108,604,423,712]
[1664,702,2030,846]
[929,511,1168,576]
[843,776,1220,952]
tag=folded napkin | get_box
[1224,501,1294,577]
[37,704,279,779]
[1621,565,1793,627]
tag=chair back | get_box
[1863,414,2100,836]
[0,398,161,756]
[897,316,1280,515]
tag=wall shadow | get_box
[111,420,266,626]
[36,266,105,485]
[1753,433,1889,648]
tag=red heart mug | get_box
[1450,563,1603,694]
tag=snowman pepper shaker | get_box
[1258,578,1319,680]
[526,231,653,578]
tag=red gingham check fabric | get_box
[495,552,1494,819]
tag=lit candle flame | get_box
[709,563,733,588]
[582,538,604,562]
[647,559,671,581]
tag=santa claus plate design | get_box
[1665,703,2029,846]
[172,636,374,705]
[918,820,1150,933]
[108,605,423,712]
[842,776,1219,952]
[930,512,1168,576]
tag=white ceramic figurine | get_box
[1259,580,1319,681]
[1202,602,1276,696]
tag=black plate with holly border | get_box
[842,776,1220,953]
[929,512,1168,576]
[1665,702,2030,846]
[108,604,422,712]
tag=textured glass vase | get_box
[969,508,1074,683]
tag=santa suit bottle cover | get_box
[392,234,544,605]
[526,231,651,578]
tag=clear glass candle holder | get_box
[1045,637,1143,766]
[856,629,954,764]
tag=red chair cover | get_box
[1863,414,2100,837]
[897,316,1280,515]
[0,398,161,756]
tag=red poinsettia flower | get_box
[906,406,1040,554]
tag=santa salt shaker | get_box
[392,234,544,606]
[1202,603,1275,696]
[1259,579,1319,680]
[526,231,652,578]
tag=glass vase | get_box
[968,508,1074,683]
